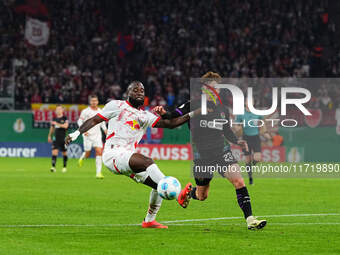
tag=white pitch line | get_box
[167,222,340,226]
[161,213,340,223]
[0,213,339,228]
[0,223,140,228]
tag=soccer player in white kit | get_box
[77,95,107,179]
[66,81,197,228]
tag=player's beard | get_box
[129,97,144,108]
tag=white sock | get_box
[145,189,163,222]
[80,152,86,160]
[145,163,165,183]
[96,156,102,174]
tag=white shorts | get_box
[102,147,147,183]
[83,135,103,151]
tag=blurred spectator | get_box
[272,132,284,147]
[0,0,338,110]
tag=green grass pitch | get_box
[0,158,340,254]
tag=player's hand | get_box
[153,106,166,115]
[237,139,248,152]
[84,132,89,136]
[48,136,52,143]
[65,135,72,145]
[51,121,56,125]
[65,130,80,145]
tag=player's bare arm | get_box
[154,107,201,129]
[65,115,104,145]
[154,113,190,129]
[48,125,54,143]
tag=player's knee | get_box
[253,154,261,162]
[144,157,154,168]
[196,189,209,201]
[231,178,245,189]
[197,193,208,201]
[245,155,251,164]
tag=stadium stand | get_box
[0,0,339,110]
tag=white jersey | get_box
[78,107,107,137]
[98,100,160,152]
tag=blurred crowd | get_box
[0,0,340,109]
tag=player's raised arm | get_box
[65,115,104,145]
[66,99,119,145]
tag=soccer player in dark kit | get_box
[153,72,267,230]
[47,105,69,173]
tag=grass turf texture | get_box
[0,158,339,255]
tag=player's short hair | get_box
[56,104,63,108]
[127,81,143,93]
[201,71,222,84]
[89,94,98,100]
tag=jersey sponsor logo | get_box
[200,120,223,130]
[125,120,140,130]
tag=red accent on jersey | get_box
[106,131,115,140]
[125,100,141,110]
[134,141,137,148]
[152,116,161,127]
[97,113,108,121]
[113,160,121,174]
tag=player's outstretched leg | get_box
[142,189,167,229]
[177,182,192,208]
[128,153,192,228]
[226,164,266,230]
[189,178,211,201]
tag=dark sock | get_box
[252,160,258,165]
[143,176,158,189]
[190,187,198,200]
[236,187,252,219]
[63,155,68,167]
[52,155,57,167]
[246,162,253,179]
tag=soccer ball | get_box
[157,176,181,200]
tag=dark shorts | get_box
[193,149,238,186]
[52,139,67,152]
[243,134,261,155]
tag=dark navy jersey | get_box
[51,116,68,141]
[163,101,238,160]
